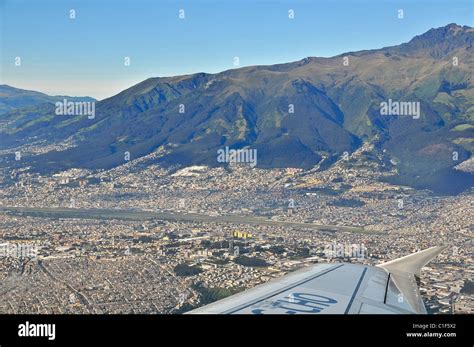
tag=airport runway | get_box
[0,206,374,234]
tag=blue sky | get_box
[1,0,473,100]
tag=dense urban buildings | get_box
[0,147,471,314]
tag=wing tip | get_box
[377,245,447,276]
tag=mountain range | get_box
[0,23,473,194]
[0,85,96,115]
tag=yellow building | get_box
[232,231,253,239]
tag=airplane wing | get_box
[377,245,448,314]
[188,246,446,314]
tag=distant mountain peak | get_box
[395,23,473,58]
[412,23,472,41]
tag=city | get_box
[0,143,471,314]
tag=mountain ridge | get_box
[0,23,472,194]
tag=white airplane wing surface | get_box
[188,246,446,314]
